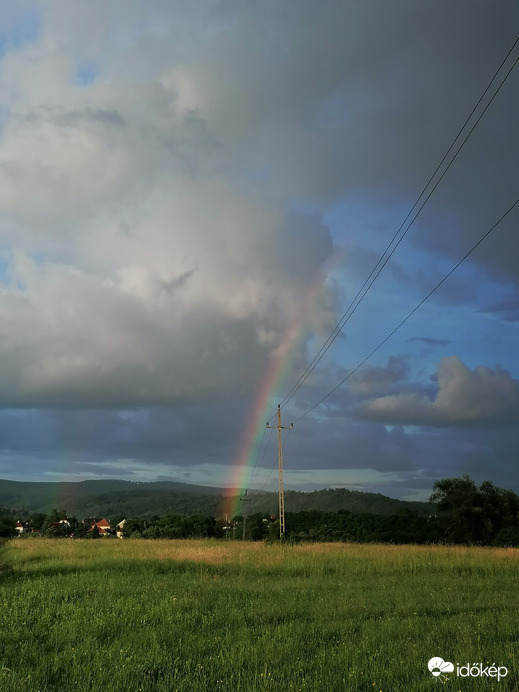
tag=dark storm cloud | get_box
[200,0,519,283]
[201,1,517,188]
[0,398,249,469]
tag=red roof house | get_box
[87,518,111,536]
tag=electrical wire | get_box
[244,33,519,490]
[293,196,519,423]
[247,425,273,490]
[255,427,293,493]
[256,456,277,493]
[278,33,519,411]
[267,409,277,425]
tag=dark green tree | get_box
[74,522,89,538]
[29,513,47,531]
[430,476,519,545]
[0,514,16,538]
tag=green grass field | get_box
[1,539,518,691]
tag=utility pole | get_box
[240,489,252,540]
[266,405,293,538]
[224,513,230,540]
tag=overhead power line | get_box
[246,32,519,494]
[278,32,519,411]
[256,455,277,493]
[293,196,519,423]
[255,425,292,493]
[247,425,271,491]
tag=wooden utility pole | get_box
[224,513,230,540]
[240,490,252,540]
[266,405,293,537]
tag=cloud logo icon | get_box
[428,657,454,677]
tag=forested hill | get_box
[0,478,434,518]
[250,488,433,517]
[0,479,223,518]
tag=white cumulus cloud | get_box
[356,356,519,427]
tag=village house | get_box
[116,519,126,539]
[15,520,27,534]
[47,518,72,531]
[87,518,111,536]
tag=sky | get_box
[0,0,518,502]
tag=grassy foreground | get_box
[1,539,518,691]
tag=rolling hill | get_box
[0,478,435,519]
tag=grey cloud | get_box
[357,356,519,427]
[480,295,519,323]
[0,403,237,465]
[14,107,126,128]
[0,10,339,410]
[55,107,126,128]
[65,461,136,477]
[277,209,333,281]
[0,302,269,408]
[0,200,334,408]
[406,337,453,346]
[0,83,223,241]
[349,356,410,397]
[157,267,196,295]
[286,411,418,473]
[183,1,519,285]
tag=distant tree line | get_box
[429,475,519,546]
[1,477,518,546]
[282,476,519,546]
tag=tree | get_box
[0,514,16,538]
[46,509,68,524]
[430,476,519,545]
[479,481,519,545]
[74,522,89,539]
[122,518,144,537]
[430,475,481,542]
[29,513,47,532]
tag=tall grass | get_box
[1,539,518,691]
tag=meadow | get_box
[1,538,518,691]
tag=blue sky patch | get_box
[76,60,97,85]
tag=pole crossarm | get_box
[266,405,293,537]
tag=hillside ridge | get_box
[0,478,434,518]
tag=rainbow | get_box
[221,255,342,520]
